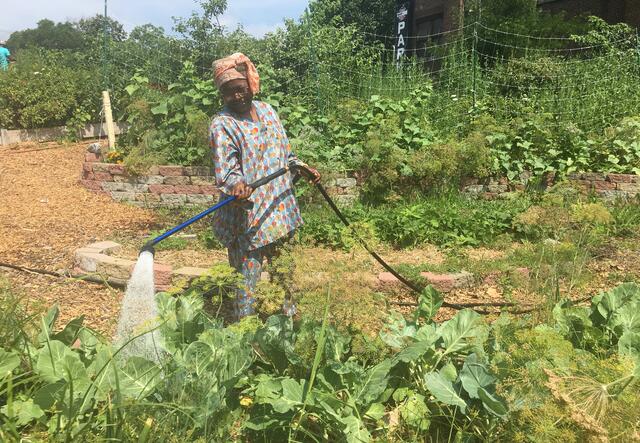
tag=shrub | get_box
[119,62,219,166]
[571,202,613,227]
[0,49,102,129]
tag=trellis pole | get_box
[306,8,322,114]
[102,0,109,91]
[102,91,116,150]
[636,28,640,77]
[101,0,115,151]
[472,0,480,109]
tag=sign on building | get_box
[394,0,413,64]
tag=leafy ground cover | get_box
[2,140,640,441]
[1,276,639,442]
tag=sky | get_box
[0,0,310,41]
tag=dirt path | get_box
[0,141,155,334]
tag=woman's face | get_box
[221,78,253,114]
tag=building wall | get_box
[539,0,639,27]
[539,0,606,18]
[412,0,464,50]
[623,0,640,27]
[413,0,463,32]
[411,0,639,41]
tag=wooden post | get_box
[102,90,116,151]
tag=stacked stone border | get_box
[81,151,219,208]
[463,172,640,200]
[74,241,208,292]
[80,150,359,208]
[377,267,530,293]
[1,122,127,146]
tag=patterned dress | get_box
[209,100,304,318]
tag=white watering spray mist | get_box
[114,250,163,362]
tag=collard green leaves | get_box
[0,348,20,374]
[460,353,495,399]
[554,282,640,361]
[439,310,484,356]
[424,370,467,412]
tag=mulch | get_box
[0,141,154,271]
[0,141,155,336]
[1,268,124,336]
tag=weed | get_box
[146,230,189,251]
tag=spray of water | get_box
[114,250,163,362]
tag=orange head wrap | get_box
[213,52,260,95]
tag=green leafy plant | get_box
[2,275,640,441]
[120,62,219,166]
[553,282,640,361]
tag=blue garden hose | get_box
[141,164,292,254]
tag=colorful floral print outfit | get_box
[209,100,305,319]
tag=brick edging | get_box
[80,150,360,208]
[462,171,640,200]
[80,152,219,208]
[74,241,268,292]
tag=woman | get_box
[209,52,320,320]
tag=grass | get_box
[104,185,640,330]
[0,278,41,351]
[152,206,224,250]
[106,204,225,252]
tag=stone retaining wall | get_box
[80,150,359,207]
[324,177,358,206]
[82,145,639,206]
[463,172,640,200]
[81,151,219,208]
[565,172,640,200]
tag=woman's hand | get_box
[231,182,253,199]
[304,166,321,184]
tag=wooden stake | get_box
[102,90,116,151]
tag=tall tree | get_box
[77,15,127,43]
[6,16,127,51]
[129,24,167,45]
[173,0,227,45]
[308,0,396,41]
[7,19,84,50]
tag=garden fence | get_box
[98,12,640,135]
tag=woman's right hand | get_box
[231,182,253,199]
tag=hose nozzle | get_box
[140,242,156,255]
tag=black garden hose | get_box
[294,165,530,314]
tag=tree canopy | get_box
[6,15,127,51]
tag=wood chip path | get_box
[0,142,154,334]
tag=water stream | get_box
[114,250,162,362]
